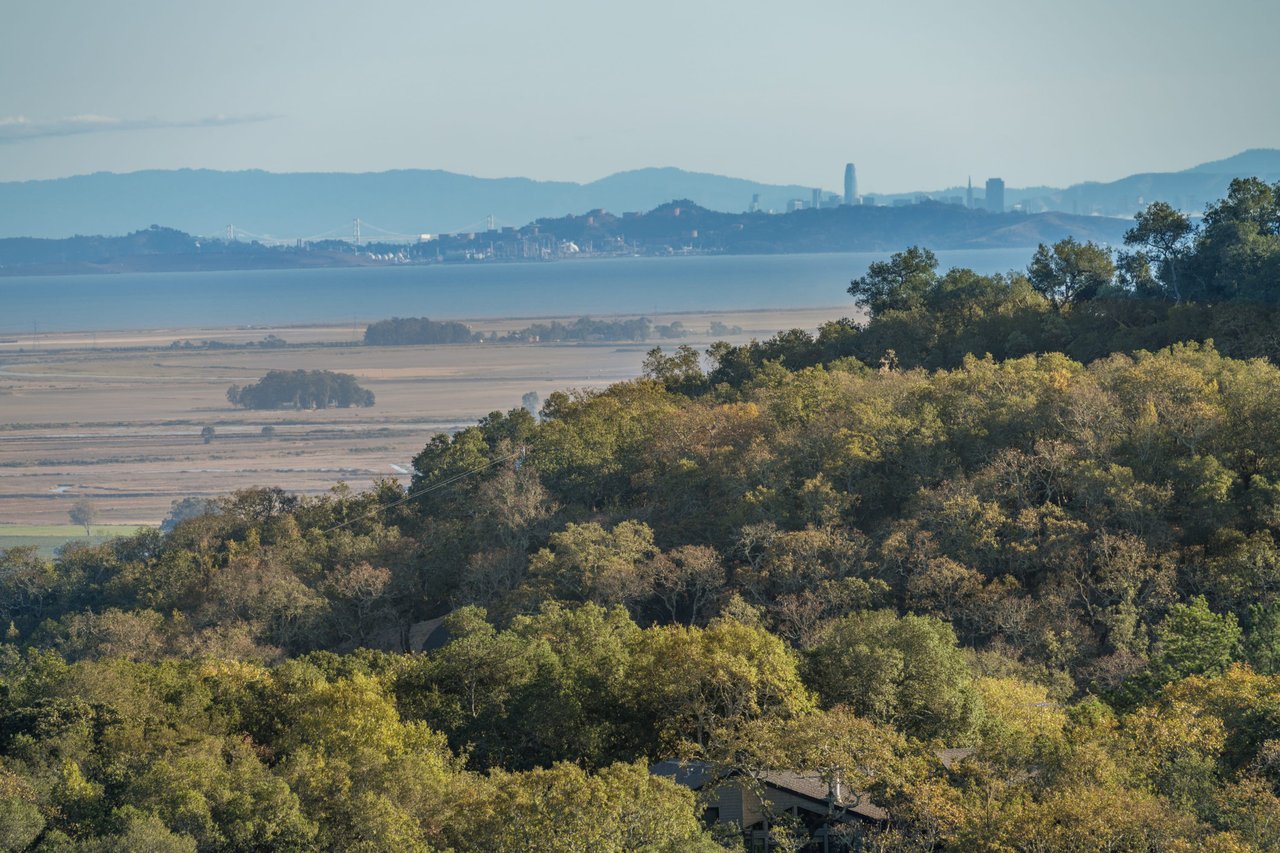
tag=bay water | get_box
[0,249,1034,334]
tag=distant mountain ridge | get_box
[0,149,1276,239]
[1183,148,1280,175]
[0,167,817,240]
[1015,148,1280,217]
[876,149,1280,215]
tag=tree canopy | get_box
[8,182,1280,850]
[227,370,374,409]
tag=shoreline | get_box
[0,241,1054,279]
[0,305,856,352]
[0,304,853,527]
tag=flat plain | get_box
[0,307,846,532]
[0,524,146,557]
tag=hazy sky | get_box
[3,0,1277,192]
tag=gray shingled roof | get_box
[757,770,889,821]
[649,761,888,822]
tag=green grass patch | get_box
[0,524,148,558]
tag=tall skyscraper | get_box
[965,177,973,210]
[812,188,822,210]
[985,178,1005,214]
[843,163,857,205]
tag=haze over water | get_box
[0,249,1032,333]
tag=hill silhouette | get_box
[1,150,1275,240]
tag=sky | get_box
[2,0,1278,193]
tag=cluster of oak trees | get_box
[363,315,691,347]
[5,182,1280,850]
[226,370,374,410]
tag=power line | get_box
[320,448,524,536]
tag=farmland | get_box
[0,524,147,557]
[0,307,842,528]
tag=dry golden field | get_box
[0,307,847,526]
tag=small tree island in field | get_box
[227,369,374,409]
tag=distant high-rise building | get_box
[966,177,974,210]
[749,193,761,213]
[812,188,822,210]
[985,178,1005,214]
[843,163,857,205]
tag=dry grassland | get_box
[0,307,848,526]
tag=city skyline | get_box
[2,1,1278,192]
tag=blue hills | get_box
[0,150,1276,240]
[0,167,818,240]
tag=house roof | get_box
[653,747,974,825]
[650,761,888,822]
[759,769,889,822]
[650,759,713,790]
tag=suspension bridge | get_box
[222,213,517,246]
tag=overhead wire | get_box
[320,447,525,535]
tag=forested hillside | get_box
[4,179,1280,851]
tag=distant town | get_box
[283,165,1019,264]
[8,153,1280,276]
[0,183,1128,276]
[754,163,1007,217]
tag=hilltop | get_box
[1,149,1276,240]
[0,167,816,241]
[0,202,1129,276]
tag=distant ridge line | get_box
[0,149,1277,239]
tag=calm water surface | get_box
[0,249,1034,333]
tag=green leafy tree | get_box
[522,520,658,609]
[1027,237,1116,309]
[1125,201,1194,301]
[630,614,815,751]
[1244,601,1280,675]
[444,761,720,853]
[847,246,939,315]
[80,811,199,853]
[229,370,374,410]
[503,603,644,768]
[805,609,980,742]
[1149,595,1241,685]
[395,607,546,766]
[0,769,45,852]
[1186,178,1280,302]
[642,345,705,395]
[0,546,59,628]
